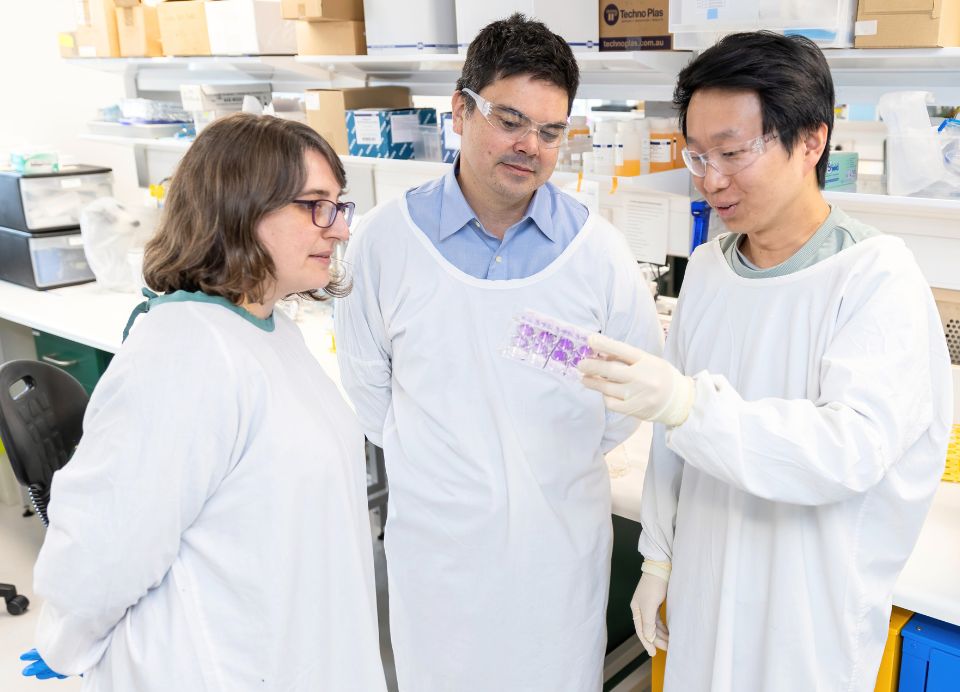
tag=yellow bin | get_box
[874,606,913,692]
[649,605,913,692]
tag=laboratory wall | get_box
[0,1,139,204]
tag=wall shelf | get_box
[67,47,960,102]
[68,48,960,283]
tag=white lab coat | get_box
[33,301,387,692]
[639,234,953,691]
[335,198,663,692]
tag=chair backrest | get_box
[0,359,89,492]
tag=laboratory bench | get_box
[1,279,959,637]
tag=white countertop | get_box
[2,280,958,626]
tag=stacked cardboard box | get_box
[157,0,211,56]
[284,0,366,55]
[116,1,163,57]
[855,0,960,48]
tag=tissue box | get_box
[440,111,460,163]
[346,108,437,158]
[824,151,859,190]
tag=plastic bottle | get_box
[568,116,591,171]
[615,121,641,177]
[671,117,686,170]
[581,151,594,175]
[636,118,650,175]
[594,120,617,176]
[649,117,676,174]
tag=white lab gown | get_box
[638,234,953,691]
[33,301,387,692]
[335,198,662,692]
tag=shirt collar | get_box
[437,156,558,242]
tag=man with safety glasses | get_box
[577,31,952,690]
[335,12,662,692]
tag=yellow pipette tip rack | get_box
[944,424,960,483]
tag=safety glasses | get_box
[460,88,569,149]
[681,133,778,178]
[291,199,356,228]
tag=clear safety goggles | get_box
[681,133,778,178]
[291,199,356,228]
[460,88,569,149]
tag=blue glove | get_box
[20,649,67,680]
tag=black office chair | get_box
[0,359,89,616]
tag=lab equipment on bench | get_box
[501,309,595,380]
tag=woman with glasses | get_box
[22,113,387,692]
[578,32,952,691]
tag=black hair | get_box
[674,31,835,188]
[456,13,580,116]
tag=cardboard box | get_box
[455,1,599,52]
[281,0,363,21]
[600,0,671,51]
[75,25,101,57]
[89,0,121,56]
[304,86,411,154]
[58,32,79,58]
[158,0,211,55]
[206,0,297,55]
[116,5,163,57]
[363,0,456,54]
[295,19,366,54]
[855,0,960,48]
[114,0,141,7]
[440,111,460,163]
[347,108,437,158]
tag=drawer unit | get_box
[32,330,113,396]
[0,226,95,290]
[0,165,113,232]
[899,614,960,692]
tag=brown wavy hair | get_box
[143,112,349,303]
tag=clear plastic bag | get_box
[939,118,960,177]
[79,198,157,292]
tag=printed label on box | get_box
[389,113,420,144]
[354,113,383,145]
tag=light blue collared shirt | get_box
[405,161,588,280]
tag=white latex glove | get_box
[630,572,670,657]
[578,333,695,427]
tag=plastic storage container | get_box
[412,124,443,162]
[0,166,114,233]
[668,0,858,48]
[899,614,960,692]
[0,227,95,290]
[875,606,914,692]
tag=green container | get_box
[32,330,113,396]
